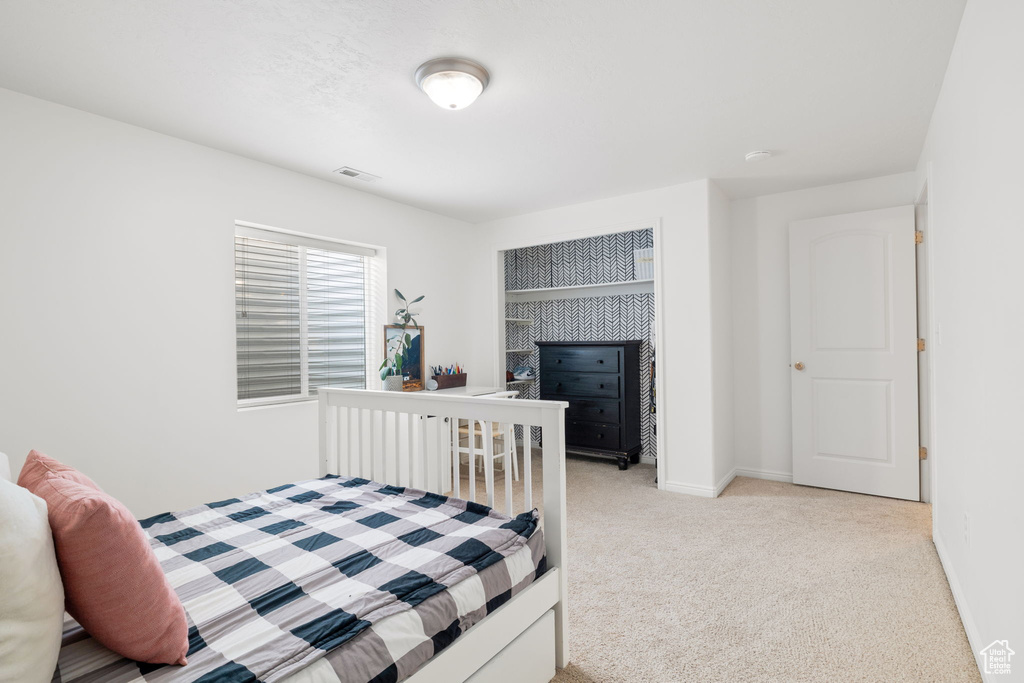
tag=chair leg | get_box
[476,422,487,473]
[490,432,502,476]
[506,424,519,481]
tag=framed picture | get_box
[383,325,425,391]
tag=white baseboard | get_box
[734,467,794,483]
[662,480,716,498]
[663,468,738,498]
[933,531,986,680]
[666,468,792,497]
[714,468,737,497]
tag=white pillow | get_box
[0,477,65,683]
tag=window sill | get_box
[237,396,318,412]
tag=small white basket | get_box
[633,247,654,280]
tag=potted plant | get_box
[379,290,423,391]
[380,336,407,391]
[393,289,423,328]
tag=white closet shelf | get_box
[506,379,535,385]
[505,317,534,324]
[505,278,653,302]
[506,348,533,354]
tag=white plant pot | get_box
[383,376,404,392]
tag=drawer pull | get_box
[597,434,604,439]
[598,359,604,364]
[556,359,562,364]
[599,384,605,389]
[598,409,604,414]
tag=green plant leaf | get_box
[395,289,406,302]
[378,359,388,370]
[404,333,412,346]
[410,295,424,304]
[380,367,389,380]
[395,355,403,373]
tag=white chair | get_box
[457,391,520,481]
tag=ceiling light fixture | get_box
[415,57,490,110]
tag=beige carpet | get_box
[456,453,980,682]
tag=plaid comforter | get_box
[52,475,545,683]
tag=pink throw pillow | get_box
[18,449,100,491]
[18,451,188,666]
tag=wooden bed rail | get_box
[317,387,570,668]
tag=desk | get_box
[431,385,504,397]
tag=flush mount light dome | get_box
[415,57,490,110]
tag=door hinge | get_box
[915,231,924,245]
[920,446,928,460]
[917,338,926,352]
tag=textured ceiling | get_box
[0,0,965,222]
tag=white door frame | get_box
[915,171,938,505]
[489,218,668,489]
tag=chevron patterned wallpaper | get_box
[504,229,656,461]
[504,228,654,290]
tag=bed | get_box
[52,388,569,683]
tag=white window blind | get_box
[235,227,372,403]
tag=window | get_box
[235,224,378,404]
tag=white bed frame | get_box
[317,388,569,683]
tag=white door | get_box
[789,206,919,500]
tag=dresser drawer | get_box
[567,421,621,451]
[565,398,621,424]
[540,372,620,399]
[540,346,619,373]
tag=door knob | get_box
[793,362,805,371]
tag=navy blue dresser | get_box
[537,340,642,469]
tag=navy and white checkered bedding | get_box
[51,475,546,683]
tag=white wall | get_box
[0,89,474,517]
[729,172,918,481]
[708,182,735,492]
[914,0,1024,671]
[474,181,721,495]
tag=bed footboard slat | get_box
[504,424,514,517]
[380,411,390,485]
[482,421,495,508]
[451,416,461,499]
[523,429,533,511]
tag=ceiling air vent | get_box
[333,166,381,183]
